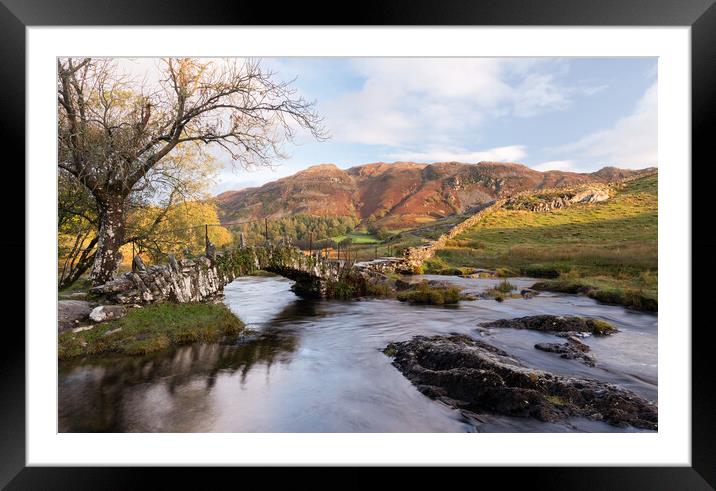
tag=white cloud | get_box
[386,145,527,164]
[531,160,575,172]
[325,59,575,148]
[512,74,570,117]
[551,82,657,168]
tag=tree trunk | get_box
[88,199,126,286]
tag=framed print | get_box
[4,0,715,487]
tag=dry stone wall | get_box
[90,243,343,304]
[401,199,505,272]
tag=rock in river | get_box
[481,314,617,336]
[383,335,657,430]
[534,340,596,367]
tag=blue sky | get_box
[205,58,657,194]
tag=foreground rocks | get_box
[384,335,657,430]
[58,300,94,332]
[481,315,617,336]
[89,305,128,323]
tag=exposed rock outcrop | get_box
[384,335,657,430]
[503,185,610,212]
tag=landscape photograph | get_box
[57,56,658,433]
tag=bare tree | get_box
[58,58,326,285]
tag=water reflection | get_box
[59,328,301,432]
[59,274,657,433]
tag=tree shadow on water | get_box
[57,298,331,432]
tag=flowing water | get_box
[58,274,657,432]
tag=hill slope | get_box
[427,173,658,308]
[215,161,655,228]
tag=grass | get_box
[58,278,93,299]
[332,231,380,244]
[422,256,479,276]
[397,281,463,305]
[494,280,516,293]
[588,318,617,335]
[433,174,658,309]
[484,280,519,302]
[58,302,245,360]
[530,279,658,312]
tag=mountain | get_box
[215,161,656,229]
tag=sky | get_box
[117,57,658,194]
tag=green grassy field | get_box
[332,231,381,244]
[58,303,245,359]
[430,174,658,309]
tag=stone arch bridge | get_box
[90,242,409,304]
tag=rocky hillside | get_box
[215,161,655,229]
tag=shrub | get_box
[521,264,561,278]
[334,280,356,300]
[495,280,515,293]
[586,319,616,336]
[424,256,450,273]
[397,281,462,305]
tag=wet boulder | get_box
[534,340,596,367]
[520,289,538,299]
[383,335,657,430]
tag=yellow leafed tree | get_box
[126,201,233,264]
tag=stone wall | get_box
[90,255,231,304]
[401,199,505,272]
[91,243,343,304]
[353,258,407,276]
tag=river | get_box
[58,274,657,432]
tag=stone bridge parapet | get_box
[90,242,346,304]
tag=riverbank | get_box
[58,302,244,359]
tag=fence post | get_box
[205,224,209,255]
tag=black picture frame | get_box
[2,0,713,487]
